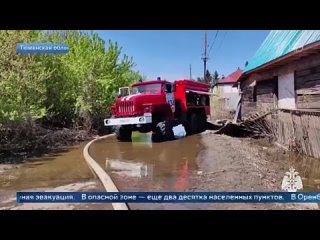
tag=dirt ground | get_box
[129,131,319,210]
[0,180,113,210]
[185,131,319,210]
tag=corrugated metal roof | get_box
[217,69,243,84]
[244,30,320,73]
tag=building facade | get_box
[239,30,320,158]
[212,69,242,111]
[240,30,320,117]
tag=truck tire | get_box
[152,120,174,142]
[183,123,192,136]
[151,132,161,142]
[198,111,207,132]
[189,113,199,134]
[115,125,132,142]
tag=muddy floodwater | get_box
[89,132,204,192]
[0,144,92,190]
[1,129,320,201]
[288,153,320,191]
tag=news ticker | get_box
[16,43,68,54]
[16,192,320,203]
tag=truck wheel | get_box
[183,123,192,136]
[115,125,132,142]
[198,111,207,132]
[151,132,162,142]
[152,120,174,142]
[189,113,199,134]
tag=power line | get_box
[208,30,218,51]
[208,30,217,49]
[208,30,219,57]
[209,30,228,65]
[215,30,228,57]
[208,30,219,56]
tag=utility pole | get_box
[189,64,192,80]
[202,31,208,83]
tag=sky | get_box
[95,30,270,81]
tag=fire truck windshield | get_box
[132,83,162,94]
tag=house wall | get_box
[241,81,256,118]
[241,52,320,118]
[295,65,320,109]
[256,78,277,111]
[212,84,240,112]
[218,84,239,94]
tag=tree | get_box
[197,70,211,83]
[38,31,142,129]
[213,70,219,80]
[211,70,219,85]
[205,70,212,84]
[0,30,142,131]
[0,30,50,122]
[197,69,220,85]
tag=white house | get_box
[212,68,243,111]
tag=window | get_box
[132,83,162,94]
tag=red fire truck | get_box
[104,79,211,142]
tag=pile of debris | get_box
[214,109,277,138]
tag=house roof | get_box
[217,69,243,84]
[244,30,320,73]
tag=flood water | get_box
[0,144,92,190]
[89,132,204,192]
[1,127,320,194]
[288,152,320,191]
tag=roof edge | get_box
[242,40,320,78]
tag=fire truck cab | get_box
[104,79,210,142]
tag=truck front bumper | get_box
[104,113,152,126]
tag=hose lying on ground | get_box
[83,134,129,210]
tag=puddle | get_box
[89,131,204,192]
[287,153,320,192]
[0,144,92,190]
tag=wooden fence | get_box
[265,109,320,158]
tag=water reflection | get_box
[106,159,153,178]
[89,132,203,191]
[288,153,320,191]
